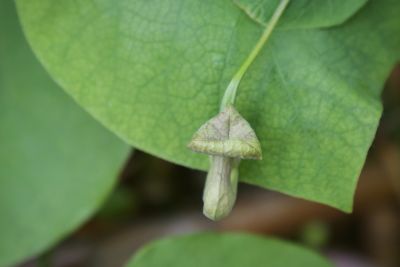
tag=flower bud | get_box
[188,106,261,220]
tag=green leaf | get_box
[234,0,368,29]
[126,233,333,267]
[0,1,130,266]
[15,0,400,211]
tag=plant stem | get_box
[220,0,290,111]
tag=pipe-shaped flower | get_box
[188,106,262,220]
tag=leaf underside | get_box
[15,0,400,211]
[0,1,129,266]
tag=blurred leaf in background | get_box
[0,1,130,266]
[126,233,333,267]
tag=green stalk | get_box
[220,0,290,111]
[195,0,290,221]
[203,0,290,220]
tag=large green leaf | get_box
[234,0,368,29]
[126,233,333,267]
[15,0,400,211]
[0,1,130,266]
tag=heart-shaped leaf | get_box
[15,0,400,211]
[126,233,333,267]
[0,1,129,266]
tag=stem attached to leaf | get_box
[220,0,290,111]
[208,0,289,220]
[189,0,290,221]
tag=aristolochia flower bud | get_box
[188,106,261,220]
